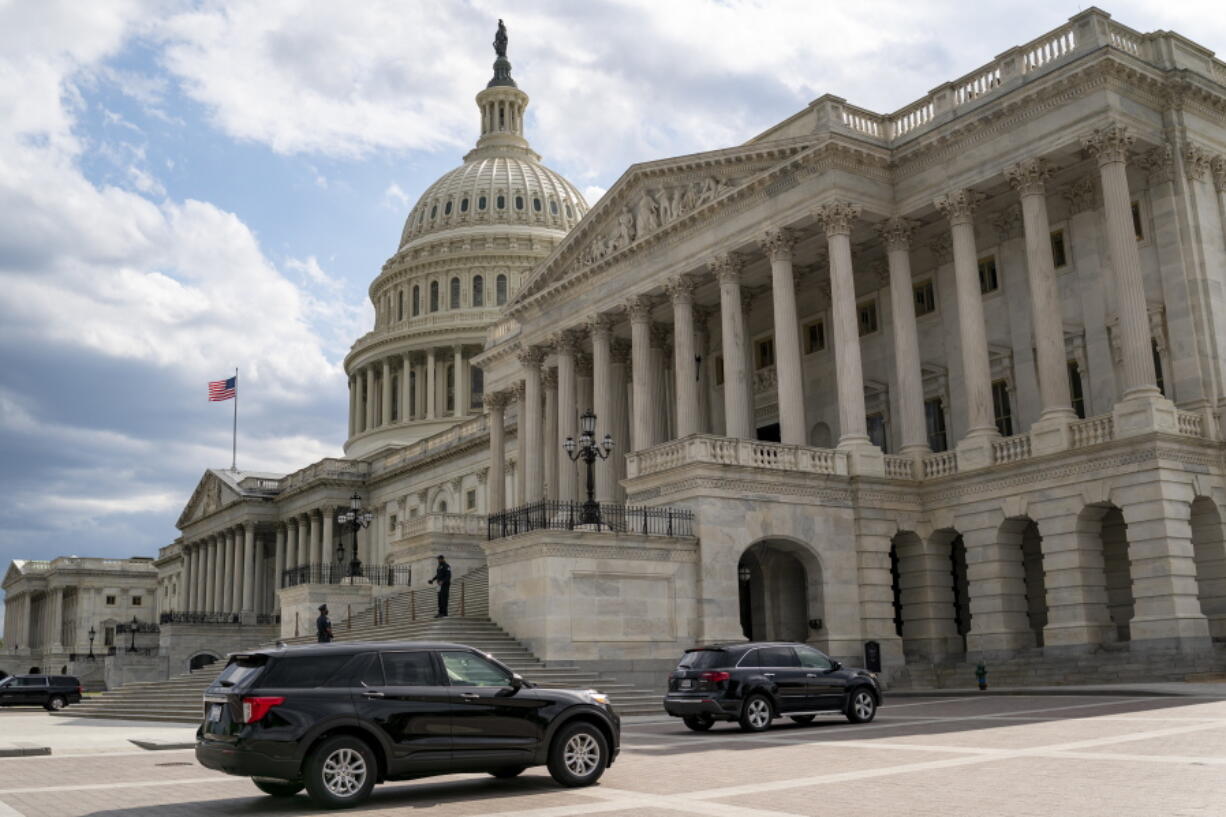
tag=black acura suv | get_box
[663,642,882,732]
[195,642,620,809]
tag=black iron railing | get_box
[116,621,161,634]
[159,611,281,625]
[487,500,694,540]
[280,563,412,590]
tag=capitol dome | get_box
[343,21,587,459]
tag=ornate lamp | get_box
[565,409,613,526]
[336,493,374,579]
[88,626,96,660]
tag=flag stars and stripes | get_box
[208,376,237,401]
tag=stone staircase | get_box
[60,567,665,722]
[890,642,1226,691]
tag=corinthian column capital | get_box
[624,294,656,323]
[1081,124,1134,167]
[761,227,796,262]
[665,274,697,305]
[876,217,917,252]
[1005,158,1051,197]
[933,189,984,226]
[709,253,744,285]
[1213,156,1226,193]
[517,346,546,369]
[551,327,585,356]
[586,312,615,338]
[813,202,861,237]
[483,391,511,411]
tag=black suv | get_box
[195,642,620,809]
[0,674,82,711]
[663,642,881,732]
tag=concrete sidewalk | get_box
[887,681,1226,698]
[0,710,196,755]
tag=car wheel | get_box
[845,688,877,724]
[45,696,66,712]
[253,779,304,797]
[489,766,527,779]
[738,694,773,732]
[789,715,816,725]
[547,722,608,787]
[683,715,714,732]
[303,735,376,809]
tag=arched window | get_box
[446,364,455,413]
[450,277,461,309]
[550,199,558,215]
[472,275,484,307]
[412,285,420,316]
[444,200,452,215]
[460,197,469,212]
[533,197,542,212]
[515,195,524,210]
[496,274,508,306]
[397,290,403,321]
[478,195,487,210]
[565,202,574,219]
[430,204,437,219]
[429,281,439,312]
[470,366,484,409]
[496,195,505,209]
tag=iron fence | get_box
[159,611,281,625]
[280,563,412,590]
[116,621,161,634]
[487,500,694,540]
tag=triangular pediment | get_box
[176,470,240,530]
[511,137,820,307]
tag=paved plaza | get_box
[0,694,1223,816]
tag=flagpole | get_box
[232,366,238,472]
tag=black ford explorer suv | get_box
[663,642,881,732]
[0,674,83,711]
[195,642,620,809]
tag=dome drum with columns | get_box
[344,27,588,458]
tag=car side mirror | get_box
[509,673,526,690]
[830,660,842,671]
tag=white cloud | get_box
[582,185,607,205]
[383,182,410,210]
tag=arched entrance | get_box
[1190,497,1226,639]
[189,652,220,672]
[889,529,967,661]
[737,539,822,643]
[997,517,1049,648]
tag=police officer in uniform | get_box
[316,604,333,643]
[428,555,452,618]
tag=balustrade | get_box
[992,433,1033,464]
[626,434,849,479]
[1069,414,1115,448]
[883,455,916,479]
[922,451,958,479]
[1176,410,1204,438]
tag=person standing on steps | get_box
[428,554,452,618]
[316,604,333,643]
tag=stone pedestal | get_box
[842,442,885,477]
[278,583,374,641]
[1113,394,1178,438]
[1029,415,1073,456]
[955,434,995,471]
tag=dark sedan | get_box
[0,674,83,711]
[663,642,881,731]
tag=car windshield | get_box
[678,649,728,669]
[0,677,11,688]
[214,655,266,687]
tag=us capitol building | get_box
[6,8,1226,692]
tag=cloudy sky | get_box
[1,0,1223,619]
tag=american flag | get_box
[208,375,237,401]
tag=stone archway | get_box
[737,539,823,644]
[1190,497,1226,639]
[891,530,968,661]
[997,517,1049,648]
[809,422,833,449]
[188,652,221,672]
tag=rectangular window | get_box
[1068,361,1086,419]
[105,595,116,606]
[1153,339,1165,396]
[466,489,477,510]
[132,596,142,606]
[714,355,724,386]
[913,280,935,316]
[755,338,774,369]
[857,299,878,336]
[867,412,888,453]
[1132,200,1144,241]
[804,320,826,354]
[382,651,440,686]
[1050,229,1067,268]
[978,255,999,294]
[389,514,398,531]
[992,379,1013,436]
[925,397,947,452]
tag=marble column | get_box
[179,545,192,611]
[934,189,999,459]
[520,349,545,501]
[878,218,930,458]
[302,513,314,571]
[513,382,527,506]
[348,376,356,437]
[221,529,235,613]
[274,526,286,594]
[401,353,413,421]
[380,358,392,427]
[1082,126,1170,429]
[453,346,465,417]
[626,296,655,450]
[426,348,437,419]
[1007,158,1077,446]
[321,508,334,569]
[610,339,631,501]
[696,307,713,434]
[589,314,615,500]
[362,366,375,432]
[47,588,63,649]
[665,276,699,439]
[763,228,807,445]
[814,203,871,448]
[543,368,559,500]
[231,528,244,613]
[650,325,671,443]
[311,510,324,566]
[713,255,752,439]
[285,520,298,574]
[486,392,509,512]
[242,524,256,613]
[203,538,215,612]
[213,535,224,613]
[556,330,580,501]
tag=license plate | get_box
[679,679,693,690]
[207,704,222,723]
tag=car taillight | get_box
[76,686,83,695]
[240,696,284,723]
[700,671,730,683]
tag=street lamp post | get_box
[126,616,138,653]
[564,408,613,527]
[88,626,96,660]
[336,493,374,580]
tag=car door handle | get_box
[763,672,776,677]
[459,692,480,699]
[362,690,385,698]
[806,673,818,678]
